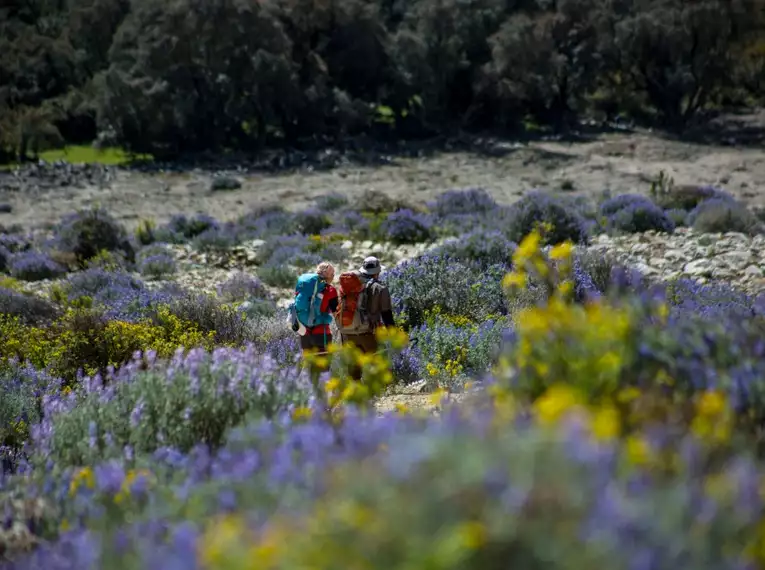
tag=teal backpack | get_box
[287,273,327,332]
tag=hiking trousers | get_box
[340,332,378,381]
[300,333,332,356]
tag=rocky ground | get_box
[588,228,765,295]
[1,111,764,232]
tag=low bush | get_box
[156,214,220,243]
[32,347,313,470]
[9,251,67,281]
[56,268,180,322]
[432,230,516,267]
[0,307,215,383]
[428,187,497,216]
[159,293,252,346]
[217,272,270,303]
[665,208,689,227]
[136,243,177,278]
[52,207,135,265]
[0,287,59,324]
[652,182,737,211]
[314,192,349,211]
[238,208,299,238]
[259,263,299,289]
[505,191,589,246]
[0,362,58,460]
[382,209,434,244]
[295,208,332,235]
[599,194,675,234]
[384,254,507,329]
[191,223,241,251]
[410,311,509,388]
[688,198,763,235]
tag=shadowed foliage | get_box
[0,0,764,161]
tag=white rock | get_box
[744,265,763,278]
[683,259,713,278]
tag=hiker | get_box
[289,261,338,356]
[335,256,395,380]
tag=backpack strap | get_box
[306,277,320,327]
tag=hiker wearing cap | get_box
[288,261,339,356]
[334,256,395,380]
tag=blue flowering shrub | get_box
[383,254,508,329]
[505,190,589,245]
[381,209,434,244]
[136,244,177,278]
[408,311,509,388]
[428,187,498,217]
[216,272,269,303]
[599,193,675,234]
[9,250,67,281]
[431,230,517,267]
[32,347,314,469]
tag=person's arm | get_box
[379,286,395,327]
[320,284,339,314]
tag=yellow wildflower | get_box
[513,231,541,265]
[617,386,641,403]
[430,388,447,406]
[502,271,527,290]
[591,405,620,441]
[292,406,313,421]
[199,515,247,568]
[696,390,727,417]
[69,467,95,496]
[456,521,487,550]
[624,435,652,466]
[533,384,582,425]
[548,241,574,261]
[556,280,574,298]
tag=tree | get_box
[483,0,603,129]
[602,0,760,128]
[95,0,298,156]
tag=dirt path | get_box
[2,113,765,232]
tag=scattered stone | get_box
[586,228,765,294]
[0,203,12,213]
[0,161,115,194]
[210,176,242,192]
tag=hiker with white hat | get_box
[334,256,395,380]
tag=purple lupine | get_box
[381,209,434,244]
[8,250,67,281]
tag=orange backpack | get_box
[336,271,372,333]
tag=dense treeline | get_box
[1,0,764,162]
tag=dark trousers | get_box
[300,333,332,356]
[341,333,379,381]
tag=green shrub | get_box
[0,307,216,384]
